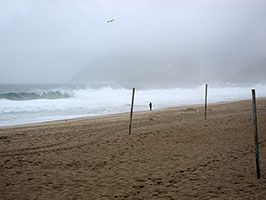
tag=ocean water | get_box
[0,83,265,126]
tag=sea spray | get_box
[1,83,266,126]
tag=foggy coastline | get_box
[1,0,266,126]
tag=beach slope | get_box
[0,99,266,199]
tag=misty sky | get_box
[0,0,266,83]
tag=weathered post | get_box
[129,88,135,135]
[204,84,208,120]
[251,89,261,179]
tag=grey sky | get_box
[0,0,266,83]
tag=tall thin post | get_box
[129,88,135,135]
[251,89,261,179]
[204,84,208,120]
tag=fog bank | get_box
[1,0,266,84]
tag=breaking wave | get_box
[0,90,72,101]
[1,83,266,126]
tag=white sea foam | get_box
[0,84,265,126]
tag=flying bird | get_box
[107,19,114,23]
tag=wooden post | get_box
[129,88,135,135]
[204,84,208,120]
[251,89,261,179]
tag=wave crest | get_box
[0,90,72,101]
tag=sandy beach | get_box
[0,99,266,200]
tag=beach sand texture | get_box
[0,99,266,200]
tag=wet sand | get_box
[0,99,266,199]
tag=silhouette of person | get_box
[149,102,152,111]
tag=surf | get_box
[0,90,72,101]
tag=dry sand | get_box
[0,99,266,200]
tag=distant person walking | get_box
[149,102,152,111]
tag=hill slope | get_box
[70,54,200,88]
[229,57,266,83]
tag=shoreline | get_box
[1,97,264,129]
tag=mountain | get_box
[70,54,266,88]
[228,57,266,83]
[70,54,200,88]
